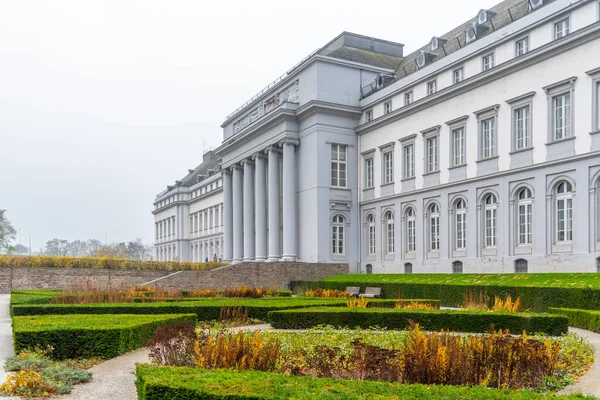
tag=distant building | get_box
[155,0,600,273]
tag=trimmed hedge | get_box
[549,308,600,332]
[136,365,586,400]
[291,274,600,312]
[13,313,196,360]
[268,307,568,335]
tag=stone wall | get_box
[0,262,348,293]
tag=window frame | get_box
[382,149,394,185]
[452,261,463,274]
[553,17,570,40]
[422,126,440,175]
[427,79,437,96]
[404,91,413,106]
[384,211,395,255]
[384,101,393,115]
[403,142,415,179]
[364,156,374,189]
[483,194,498,248]
[454,199,467,251]
[555,181,573,244]
[428,203,441,253]
[515,259,528,273]
[515,36,529,57]
[507,92,535,152]
[475,105,500,161]
[332,214,346,256]
[588,67,600,133]
[543,77,577,144]
[405,206,416,254]
[453,67,464,84]
[365,109,373,122]
[516,188,533,246]
[366,214,376,256]
[482,52,495,71]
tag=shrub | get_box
[268,307,568,335]
[346,297,369,308]
[305,288,349,298]
[395,301,438,310]
[490,296,522,313]
[13,313,197,359]
[147,321,197,367]
[222,286,277,298]
[548,308,600,332]
[135,365,588,399]
[0,370,65,397]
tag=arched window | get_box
[367,214,376,255]
[455,199,467,250]
[332,215,345,255]
[515,259,528,273]
[484,194,498,247]
[384,211,395,254]
[405,207,416,253]
[555,181,573,243]
[452,260,463,274]
[429,204,440,251]
[517,188,533,245]
[366,264,373,274]
[404,263,413,274]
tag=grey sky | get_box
[0,0,499,252]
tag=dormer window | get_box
[430,37,447,52]
[477,9,497,25]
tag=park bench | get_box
[359,287,382,298]
[346,286,361,297]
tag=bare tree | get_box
[0,210,17,254]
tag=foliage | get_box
[395,301,438,310]
[462,289,491,311]
[194,330,280,371]
[13,313,197,359]
[219,302,250,326]
[222,286,277,298]
[43,237,153,260]
[0,370,66,397]
[0,255,226,271]
[549,308,600,332]
[292,273,600,311]
[135,365,592,400]
[0,209,16,254]
[267,307,569,335]
[147,321,197,367]
[491,296,522,313]
[346,297,369,308]
[305,288,349,298]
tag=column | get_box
[267,147,281,261]
[281,139,299,261]
[242,159,255,261]
[254,153,268,261]
[232,165,244,263]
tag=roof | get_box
[325,46,404,70]
[319,31,404,69]
[166,151,220,193]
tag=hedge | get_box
[268,307,568,335]
[135,365,586,400]
[548,308,600,332]
[13,313,196,360]
[0,255,225,271]
[291,273,600,312]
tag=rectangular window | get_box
[515,37,529,57]
[330,144,347,188]
[514,105,531,149]
[553,93,572,140]
[482,53,494,71]
[384,101,392,114]
[386,221,395,254]
[452,128,465,166]
[426,136,439,172]
[518,203,532,245]
[368,225,376,255]
[456,213,466,249]
[332,223,344,255]
[427,80,437,95]
[453,67,464,84]
[405,91,413,105]
[481,118,496,158]
[404,144,415,179]
[556,197,573,242]
[366,110,373,122]
[430,215,440,251]
[365,157,374,188]
[383,151,394,184]
[554,18,570,40]
[407,219,416,252]
[485,208,497,247]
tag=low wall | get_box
[0,262,348,293]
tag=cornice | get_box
[420,125,441,136]
[295,100,362,121]
[445,115,469,126]
[506,91,536,104]
[543,76,577,94]
[356,21,600,135]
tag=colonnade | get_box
[223,139,299,263]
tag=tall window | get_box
[484,194,498,247]
[383,151,394,184]
[384,211,395,254]
[384,101,392,114]
[515,259,528,273]
[453,67,464,84]
[452,261,463,274]
[405,91,413,106]
[427,80,437,95]
[331,144,347,187]
[517,188,533,245]
[481,118,496,158]
[553,93,571,140]
[426,136,439,172]
[515,37,529,56]
[332,215,345,255]
[429,204,440,251]
[452,128,465,166]
[406,207,416,253]
[365,157,374,188]
[554,18,570,40]
[404,263,413,274]
[367,214,376,255]
[514,105,531,150]
[455,199,467,250]
[555,181,573,243]
[404,144,415,179]
[482,53,494,71]
[366,110,373,122]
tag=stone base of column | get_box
[266,256,281,262]
[254,257,267,262]
[280,255,297,262]
[231,258,243,264]
[243,257,255,262]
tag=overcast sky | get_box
[0,0,499,252]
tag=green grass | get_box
[13,313,196,359]
[135,365,593,400]
[549,308,600,332]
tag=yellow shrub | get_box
[346,297,369,308]
[305,288,349,298]
[395,301,437,310]
[0,370,62,397]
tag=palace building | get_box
[154,0,600,273]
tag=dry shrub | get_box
[395,301,437,310]
[219,301,250,326]
[194,330,280,371]
[147,321,197,367]
[0,370,63,397]
[490,296,522,313]
[461,290,490,311]
[305,288,349,298]
[346,297,369,308]
[223,286,276,298]
[188,289,219,298]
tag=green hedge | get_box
[291,273,600,312]
[135,365,587,400]
[13,313,196,360]
[548,308,600,332]
[268,307,568,335]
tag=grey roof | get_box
[326,46,404,70]
[171,151,220,190]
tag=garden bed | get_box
[13,313,197,359]
[268,307,568,335]
[549,308,600,333]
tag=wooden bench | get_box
[359,287,382,298]
[346,286,361,297]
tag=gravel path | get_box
[0,294,15,400]
[559,327,600,397]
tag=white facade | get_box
[155,0,600,273]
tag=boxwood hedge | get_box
[13,313,196,360]
[548,308,600,332]
[136,365,586,400]
[268,307,568,335]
